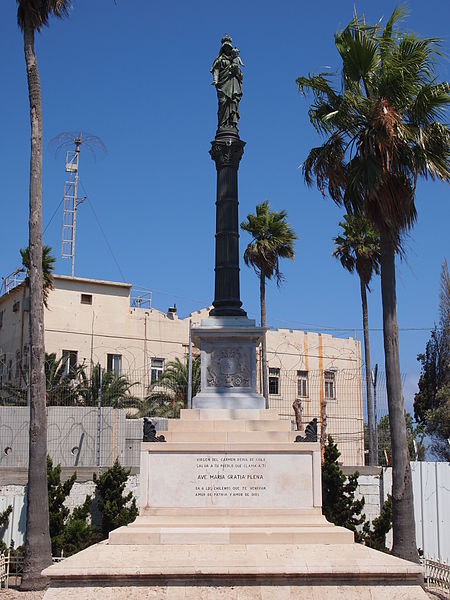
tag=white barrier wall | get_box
[383,462,450,564]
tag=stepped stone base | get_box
[43,542,427,599]
[43,407,427,598]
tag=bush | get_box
[322,436,366,541]
[47,456,95,556]
[93,459,138,538]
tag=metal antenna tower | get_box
[50,131,107,278]
[62,135,84,277]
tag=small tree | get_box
[93,460,138,538]
[322,436,366,541]
[0,506,13,554]
[363,495,393,552]
[47,457,94,556]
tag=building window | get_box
[151,358,164,384]
[13,301,20,313]
[81,294,92,305]
[107,353,122,376]
[268,367,280,395]
[62,350,78,376]
[324,370,336,399]
[297,370,308,398]
[7,360,12,382]
[0,310,3,328]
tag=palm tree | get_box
[20,245,56,308]
[240,201,297,406]
[333,214,381,466]
[19,245,56,373]
[298,7,449,561]
[142,357,201,418]
[78,364,140,409]
[17,2,72,586]
[3,352,82,406]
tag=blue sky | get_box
[1,0,449,413]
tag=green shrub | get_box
[93,459,138,538]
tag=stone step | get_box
[162,430,299,444]
[168,419,292,433]
[128,513,329,527]
[180,408,281,421]
[109,525,354,545]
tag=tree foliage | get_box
[241,200,297,403]
[362,495,393,552]
[322,436,366,541]
[0,505,13,555]
[333,214,381,287]
[142,356,201,418]
[414,260,450,460]
[299,5,449,562]
[20,244,55,308]
[240,201,297,284]
[47,456,94,556]
[376,414,425,466]
[78,364,140,409]
[93,459,138,538]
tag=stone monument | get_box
[42,37,428,599]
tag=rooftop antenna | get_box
[49,131,107,278]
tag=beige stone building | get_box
[0,275,364,465]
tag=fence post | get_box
[187,319,193,410]
[96,365,102,467]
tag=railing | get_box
[422,557,450,592]
[0,551,65,589]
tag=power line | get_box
[43,198,63,235]
[78,179,127,283]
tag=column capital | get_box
[210,136,245,170]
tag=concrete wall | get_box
[0,406,167,469]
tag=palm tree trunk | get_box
[260,273,269,408]
[20,19,52,590]
[360,277,375,466]
[380,233,418,563]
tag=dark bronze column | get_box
[209,129,246,317]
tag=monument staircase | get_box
[43,407,428,599]
[109,408,353,547]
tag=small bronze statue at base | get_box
[295,418,318,442]
[143,417,166,442]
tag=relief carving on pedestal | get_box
[206,347,250,388]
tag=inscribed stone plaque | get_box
[147,452,313,508]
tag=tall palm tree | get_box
[16,1,72,589]
[298,7,449,561]
[241,201,297,406]
[142,357,201,418]
[333,214,381,466]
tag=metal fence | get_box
[422,557,450,593]
[0,354,399,468]
[0,551,64,589]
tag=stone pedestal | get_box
[43,408,427,599]
[191,317,265,409]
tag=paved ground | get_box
[0,591,44,599]
[0,588,445,599]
